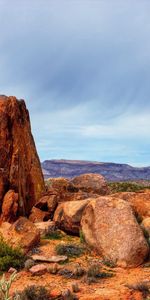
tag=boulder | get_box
[81,197,149,267]
[34,220,56,236]
[53,199,90,234]
[0,217,40,254]
[1,190,19,222]
[35,194,58,217]
[46,177,99,203]
[71,173,109,195]
[29,207,50,223]
[0,96,45,215]
[112,191,150,219]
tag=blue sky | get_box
[0,0,150,166]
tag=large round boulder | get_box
[71,173,109,195]
[81,196,149,267]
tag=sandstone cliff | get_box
[0,95,45,217]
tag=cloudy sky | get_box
[0,0,150,166]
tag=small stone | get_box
[72,282,80,293]
[24,259,35,270]
[31,254,68,263]
[48,263,59,274]
[29,264,47,275]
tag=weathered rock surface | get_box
[112,191,150,219]
[0,95,45,216]
[29,264,47,275]
[31,254,68,263]
[46,177,99,204]
[141,217,150,237]
[0,217,40,254]
[53,199,90,234]
[35,193,58,217]
[71,173,109,195]
[1,190,19,222]
[34,220,56,236]
[29,207,50,223]
[81,197,149,267]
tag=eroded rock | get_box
[53,199,90,234]
[71,173,109,195]
[0,217,40,254]
[81,197,149,267]
[0,96,45,217]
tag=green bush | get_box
[108,181,150,194]
[0,236,25,271]
[44,230,63,240]
[15,285,50,300]
[55,243,84,258]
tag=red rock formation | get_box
[0,95,45,217]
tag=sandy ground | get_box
[6,235,150,300]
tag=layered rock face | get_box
[0,95,45,218]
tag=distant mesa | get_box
[41,159,150,181]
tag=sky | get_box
[0,0,150,166]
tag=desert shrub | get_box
[15,285,50,300]
[61,288,78,300]
[85,263,114,285]
[127,282,150,298]
[0,236,25,271]
[102,259,116,268]
[87,263,101,278]
[108,181,150,193]
[44,230,63,240]
[0,271,17,300]
[55,243,84,258]
[79,230,85,244]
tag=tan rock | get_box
[53,199,90,234]
[141,217,150,236]
[112,191,150,219]
[34,220,56,236]
[35,194,58,216]
[71,173,109,195]
[1,190,19,222]
[0,96,45,215]
[29,264,47,275]
[81,196,149,267]
[0,217,40,254]
[31,254,68,263]
[29,207,50,223]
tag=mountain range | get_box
[41,159,150,181]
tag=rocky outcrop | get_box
[81,197,149,267]
[1,190,19,222]
[29,207,50,223]
[53,199,90,234]
[46,177,99,203]
[35,194,58,217]
[112,191,150,219]
[71,173,109,195]
[0,217,40,254]
[0,96,45,217]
